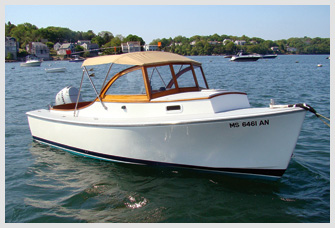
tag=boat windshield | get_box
[193,65,207,89]
[164,64,207,89]
[146,65,176,93]
[101,62,209,102]
[105,67,146,95]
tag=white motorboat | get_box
[45,67,67,73]
[230,52,261,62]
[69,55,85,62]
[20,56,42,67]
[27,51,310,179]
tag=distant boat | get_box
[317,64,323,67]
[261,54,278,59]
[20,56,42,67]
[45,67,67,73]
[69,55,85,62]
[230,52,261,62]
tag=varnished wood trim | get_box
[52,101,94,111]
[208,91,247,99]
[102,94,149,103]
[100,91,248,103]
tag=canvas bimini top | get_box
[82,51,201,67]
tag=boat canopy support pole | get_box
[100,63,113,93]
[74,70,85,117]
[84,66,108,110]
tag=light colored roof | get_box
[60,43,74,48]
[82,51,201,67]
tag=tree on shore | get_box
[5,22,330,56]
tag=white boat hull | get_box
[45,67,66,73]
[27,107,306,178]
[20,61,42,67]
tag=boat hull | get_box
[69,59,84,62]
[45,67,66,73]
[231,57,260,62]
[20,61,42,67]
[261,55,277,59]
[27,108,306,178]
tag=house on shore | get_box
[53,42,62,51]
[208,40,220,45]
[57,43,75,55]
[77,40,91,46]
[286,46,297,52]
[144,44,158,51]
[26,42,50,60]
[121,41,141,53]
[271,46,279,52]
[5,37,19,60]
[234,40,246,46]
[81,42,100,56]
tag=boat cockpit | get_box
[52,52,209,110]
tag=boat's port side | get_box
[27,108,306,179]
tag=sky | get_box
[4,1,331,44]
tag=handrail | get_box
[100,63,113,93]
[84,66,108,110]
[73,70,85,117]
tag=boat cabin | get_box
[53,52,210,109]
[101,61,209,103]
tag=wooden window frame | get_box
[100,62,209,102]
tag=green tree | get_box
[6,52,14,60]
[82,30,96,40]
[10,23,40,48]
[225,41,235,54]
[91,36,104,47]
[5,21,16,37]
[75,45,84,53]
[45,41,54,50]
[98,31,114,44]
[123,34,145,46]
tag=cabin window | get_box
[146,65,176,93]
[105,68,146,95]
[173,64,197,88]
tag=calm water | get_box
[5,55,330,222]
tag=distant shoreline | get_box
[5,53,330,63]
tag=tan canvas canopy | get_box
[82,51,201,67]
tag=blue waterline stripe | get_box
[32,136,285,177]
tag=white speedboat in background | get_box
[20,55,42,67]
[230,52,261,62]
[69,55,85,62]
[27,51,310,179]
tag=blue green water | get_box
[5,55,330,222]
